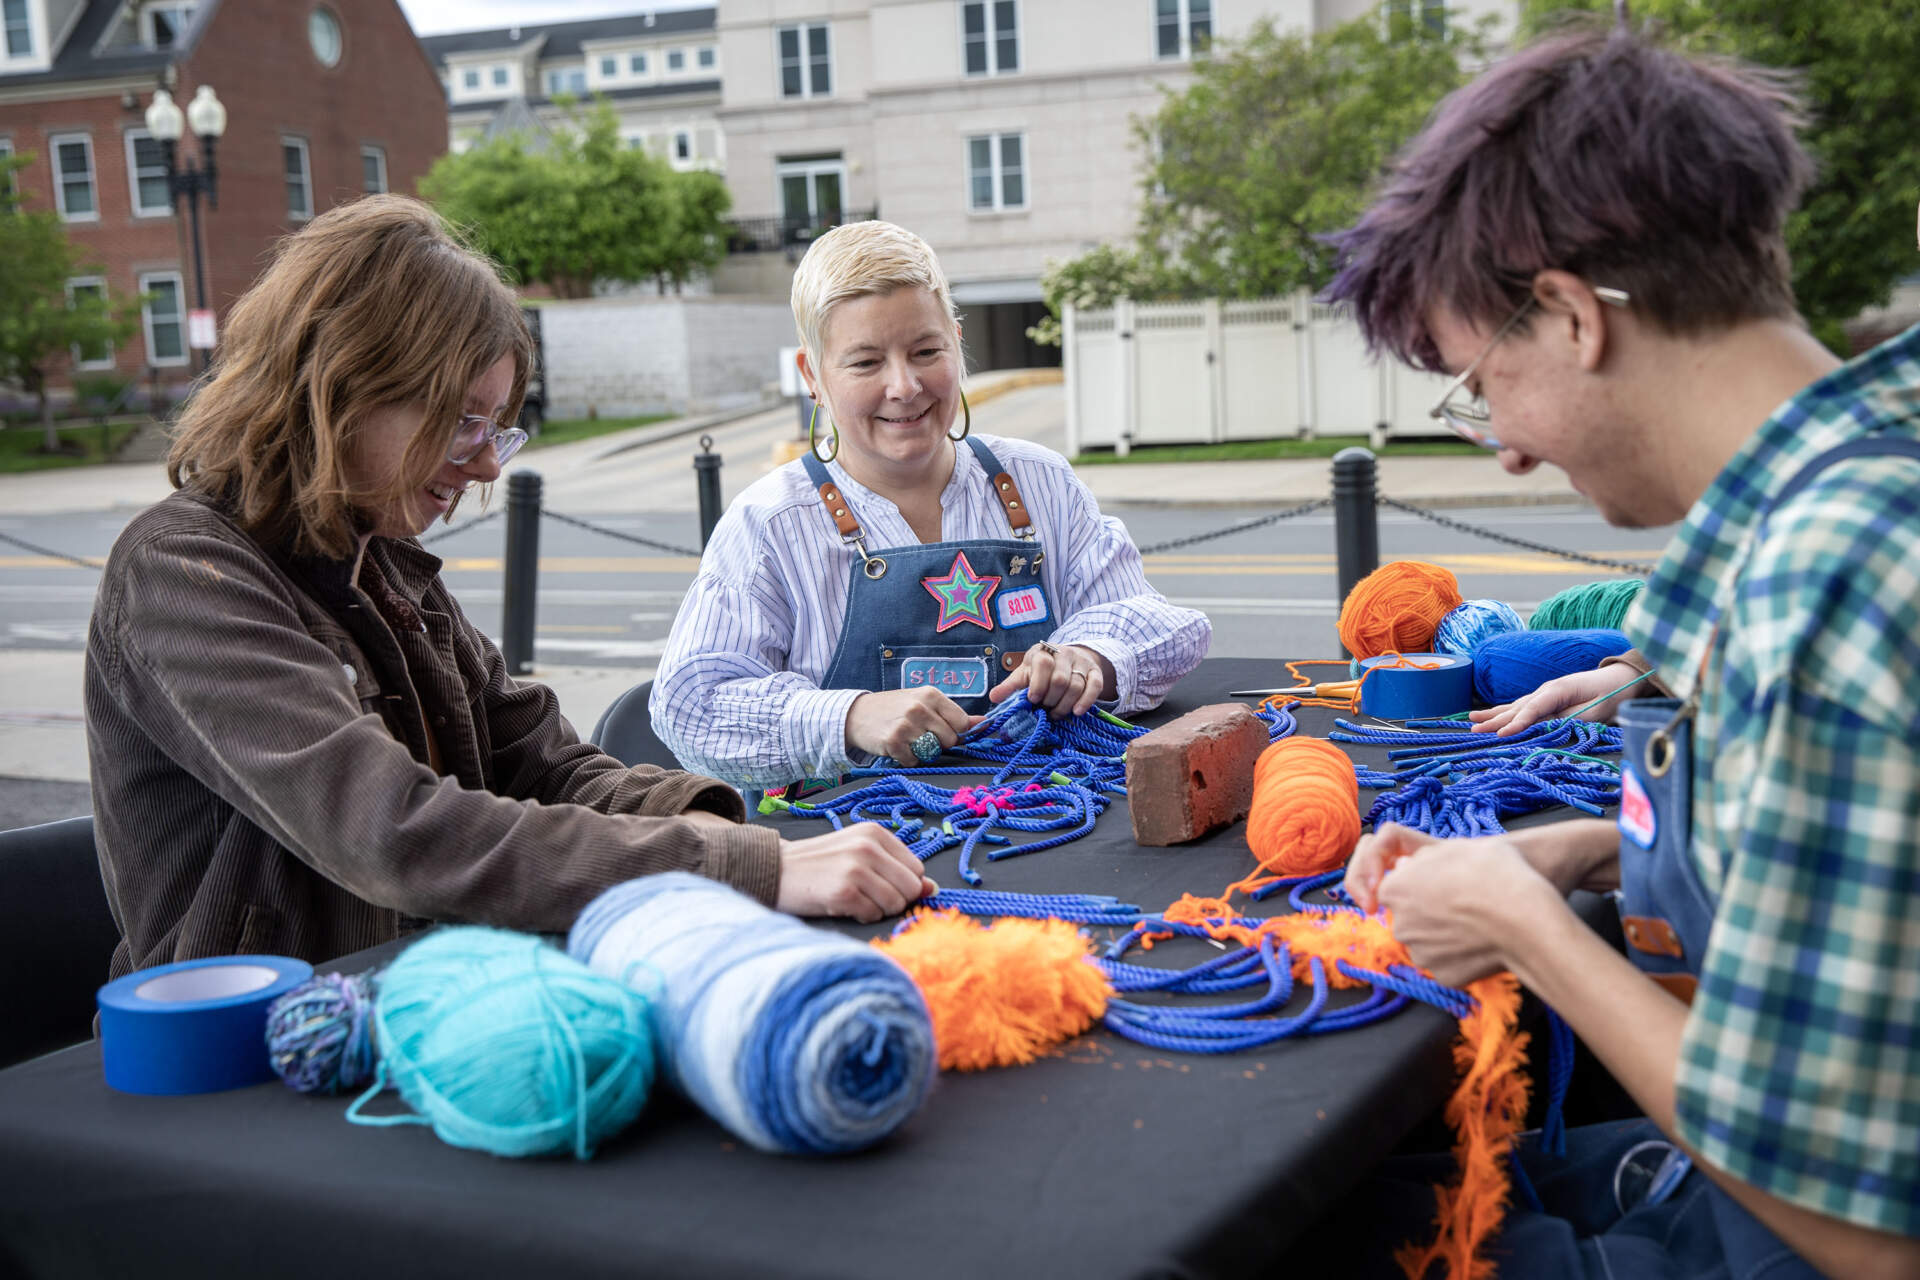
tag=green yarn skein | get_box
[1528,579,1644,633]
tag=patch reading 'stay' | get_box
[995,584,1051,629]
[900,657,989,697]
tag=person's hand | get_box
[775,822,937,922]
[1347,819,1619,914]
[989,641,1113,717]
[845,688,973,768]
[1374,836,1561,987]
[1469,664,1647,736]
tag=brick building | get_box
[0,0,445,406]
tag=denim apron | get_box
[1612,437,1920,1280]
[800,435,1052,709]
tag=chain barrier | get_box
[0,527,104,571]
[1376,495,1657,576]
[1135,498,1332,556]
[418,508,502,547]
[540,509,703,559]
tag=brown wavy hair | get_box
[168,195,532,559]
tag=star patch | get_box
[921,550,1001,632]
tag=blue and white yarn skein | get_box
[568,872,937,1156]
[1470,628,1634,705]
[1433,598,1526,657]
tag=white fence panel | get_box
[1380,358,1457,441]
[1219,298,1300,440]
[1064,304,1123,452]
[1132,301,1214,446]
[1305,301,1378,437]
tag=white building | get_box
[419,9,726,172]
[713,0,1513,368]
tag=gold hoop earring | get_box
[808,401,839,462]
[948,388,971,442]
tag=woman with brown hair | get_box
[85,195,933,980]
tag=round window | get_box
[309,7,342,67]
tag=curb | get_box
[583,397,787,462]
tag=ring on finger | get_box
[910,730,942,763]
[1036,641,1059,658]
[1068,669,1088,683]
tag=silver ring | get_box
[910,730,942,763]
[1069,669,1088,683]
[1036,642,1059,658]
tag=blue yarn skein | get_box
[1433,598,1525,657]
[266,970,380,1094]
[568,872,936,1156]
[1471,628,1633,705]
[346,927,656,1160]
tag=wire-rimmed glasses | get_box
[1428,286,1630,450]
[447,413,528,467]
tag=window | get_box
[308,6,341,67]
[667,47,685,71]
[140,271,187,367]
[777,23,830,98]
[629,51,647,73]
[282,138,312,220]
[776,155,844,231]
[1155,0,1210,60]
[4,0,32,55]
[545,66,586,95]
[599,55,616,77]
[962,1,1017,76]
[674,131,691,161]
[491,65,508,87]
[967,132,1025,211]
[462,67,479,89]
[126,130,171,217]
[66,278,114,370]
[0,137,13,196]
[697,45,715,69]
[361,145,387,194]
[51,133,96,221]
[141,2,195,49]
[1386,0,1446,39]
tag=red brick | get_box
[1124,704,1268,846]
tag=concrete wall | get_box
[534,296,789,418]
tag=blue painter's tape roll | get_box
[1359,652,1475,721]
[98,955,313,1096]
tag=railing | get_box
[723,209,879,255]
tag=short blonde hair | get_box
[789,220,959,361]
[169,195,531,559]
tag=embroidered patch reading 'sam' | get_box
[900,656,989,697]
[995,584,1050,629]
[1618,765,1657,850]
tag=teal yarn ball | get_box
[1433,599,1525,657]
[1528,579,1644,633]
[359,927,656,1160]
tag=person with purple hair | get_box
[1327,13,1920,1280]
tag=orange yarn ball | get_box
[1246,737,1362,877]
[1338,561,1464,659]
[872,910,1112,1072]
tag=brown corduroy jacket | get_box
[85,489,781,979]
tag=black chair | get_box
[589,680,684,771]
[0,816,121,1069]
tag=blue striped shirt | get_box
[651,433,1212,787]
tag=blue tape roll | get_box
[1358,652,1475,721]
[98,954,313,1095]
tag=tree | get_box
[420,102,732,298]
[1517,0,1920,352]
[0,151,142,450]
[1033,12,1485,342]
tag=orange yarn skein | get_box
[1338,561,1464,659]
[1245,737,1361,877]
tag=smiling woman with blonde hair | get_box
[86,196,939,978]
[651,220,1208,791]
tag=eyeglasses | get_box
[447,412,528,467]
[1429,285,1631,451]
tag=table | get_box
[0,658,1573,1280]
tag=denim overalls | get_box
[1612,437,1920,1279]
[799,438,1055,710]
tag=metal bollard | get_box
[1331,447,1379,654]
[502,470,542,676]
[693,434,724,549]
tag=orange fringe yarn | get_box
[1339,561,1464,659]
[873,909,1112,1071]
[1246,737,1362,879]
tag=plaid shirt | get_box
[1623,324,1920,1235]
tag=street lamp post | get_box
[144,85,226,372]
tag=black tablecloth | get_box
[0,658,1516,1280]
